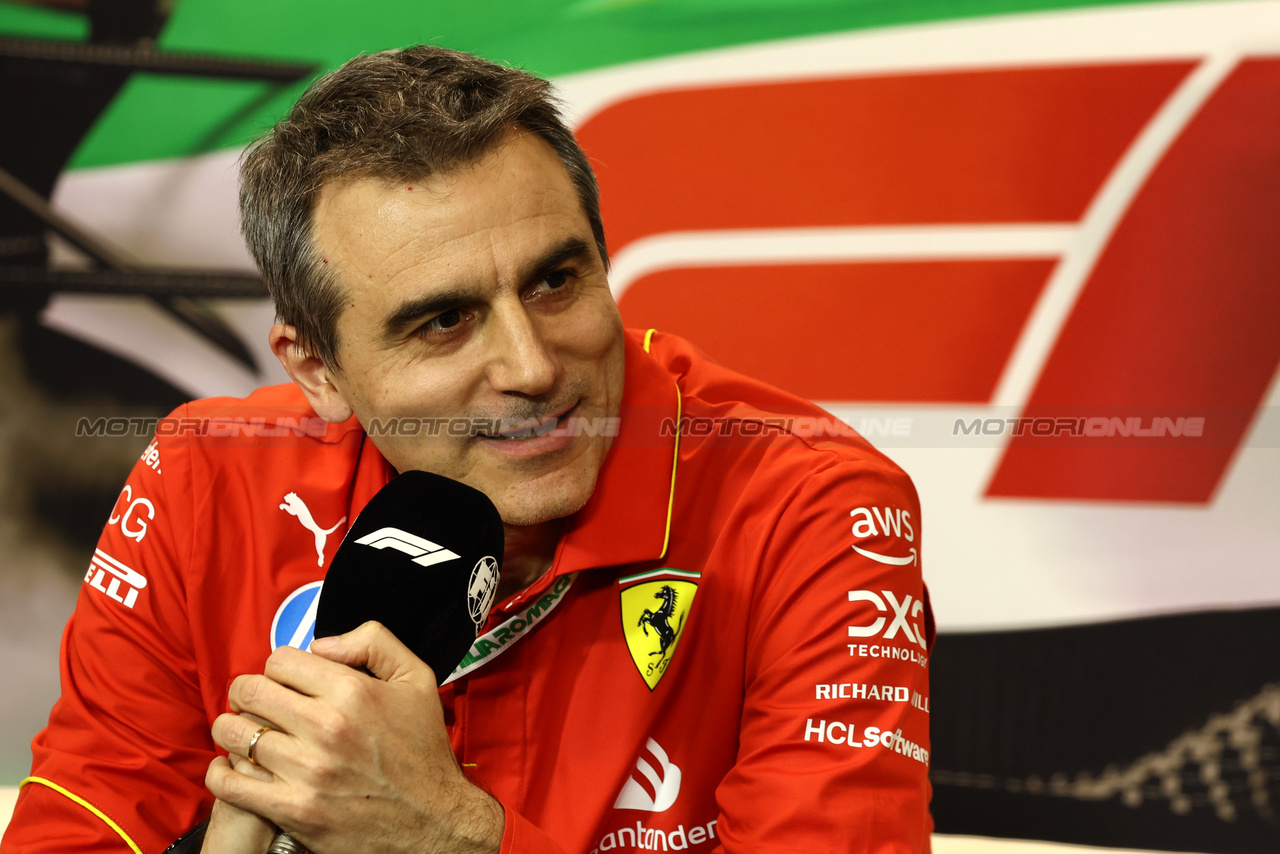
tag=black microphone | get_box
[313,470,504,681]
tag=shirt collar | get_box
[553,329,681,575]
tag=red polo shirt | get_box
[3,330,931,853]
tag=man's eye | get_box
[523,270,575,305]
[418,308,470,337]
[432,309,463,330]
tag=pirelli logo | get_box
[85,549,148,609]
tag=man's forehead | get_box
[313,134,583,261]
[314,130,564,216]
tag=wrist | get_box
[447,786,505,854]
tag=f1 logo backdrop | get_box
[572,10,1280,507]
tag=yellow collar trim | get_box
[643,329,680,560]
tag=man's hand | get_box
[202,756,278,853]
[207,621,503,854]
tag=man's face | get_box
[309,130,625,527]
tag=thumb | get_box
[310,621,437,687]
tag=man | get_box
[2,46,932,853]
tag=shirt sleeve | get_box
[1,411,217,854]
[716,455,933,853]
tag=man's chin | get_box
[491,475,598,529]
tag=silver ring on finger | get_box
[268,832,309,853]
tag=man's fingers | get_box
[205,753,276,811]
[207,753,231,778]
[212,714,288,771]
[232,753,276,783]
[310,620,436,687]
[261,640,380,697]
[227,669,312,732]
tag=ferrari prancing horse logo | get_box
[619,569,700,691]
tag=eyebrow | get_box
[381,286,483,339]
[379,236,597,338]
[524,236,595,285]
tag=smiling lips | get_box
[477,408,580,460]
[477,402,581,450]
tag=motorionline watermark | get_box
[660,415,912,439]
[73,410,1246,448]
[76,416,331,439]
[364,416,620,438]
[953,415,1205,439]
[73,415,624,440]
[72,412,915,445]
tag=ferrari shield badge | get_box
[619,568,701,690]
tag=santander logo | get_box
[614,738,682,812]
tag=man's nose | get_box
[484,306,559,396]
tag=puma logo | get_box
[280,493,347,567]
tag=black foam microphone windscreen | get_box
[314,470,504,681]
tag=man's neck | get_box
[497,519,566,602]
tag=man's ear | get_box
[269,323,354,423]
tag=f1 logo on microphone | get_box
[355,527,461,568]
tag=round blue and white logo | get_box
[270,581,324,652]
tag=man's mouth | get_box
[479,403,579,441]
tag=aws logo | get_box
[850,505,914,542]
[619,568,700,691]
[850,505,918,566]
